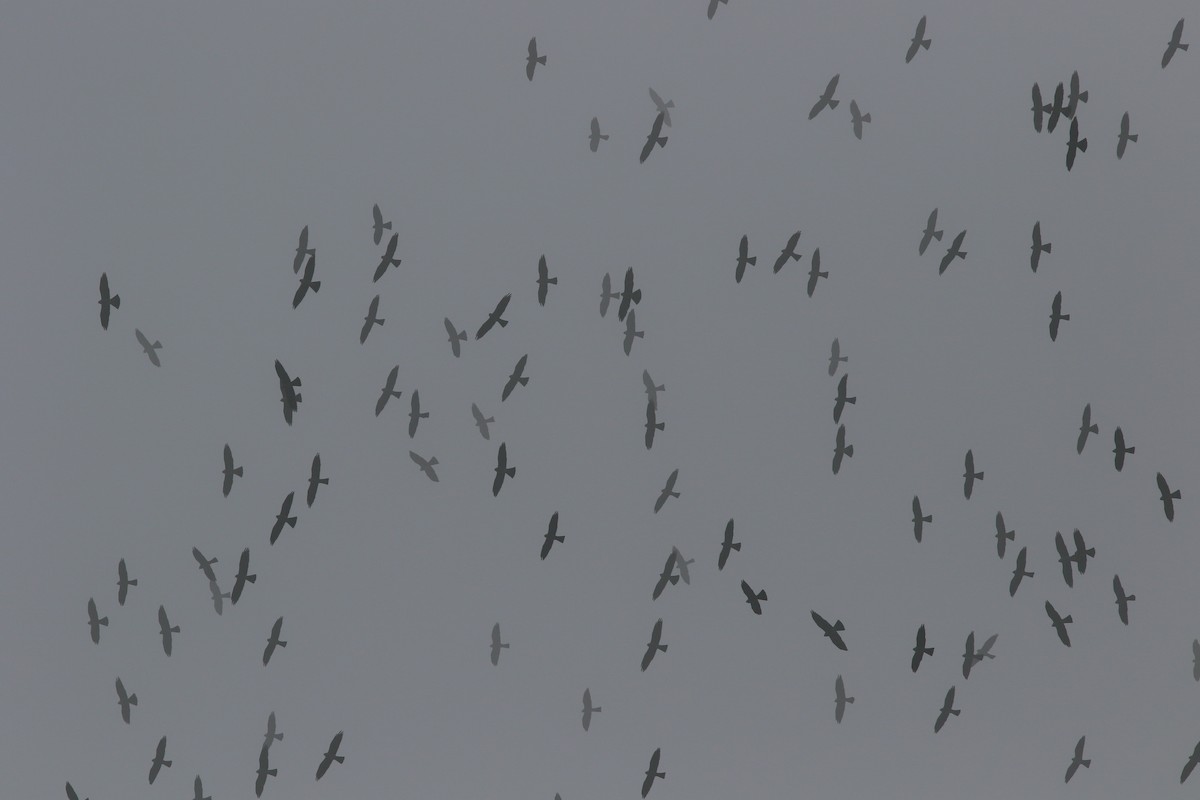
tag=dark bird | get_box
[408,391,429,438]
[1031,83,1048,132]
[833,424,854,475]
[1077,404,1099,454]
[270,491,297,545]
[919,208,943,255]
[582,688,601,731]
[1045,600,1073,646]
[912,496,932,542]
[773,230,802,274]
[833,374,856,423]
[117,558,137,606]
[231,548,255,605]
[642,369,665,410]
[493,442,515,496]
[275,359,302,425]
[1157,472,1181,521]
[639,111,668,164]
[207,578,230,615]
[1049,291,1069,341]
[222,444,243,497]
[828,338,848,376]
[642,748,664,798]
[641,619,668,671]
[471,403,494,440]
[938,230,967,274]
[718,520,741,571]
[671,546,695,585]
[1117,112,1138,159]
[618,267,642,321]
[1066,117,1087,170]
[834,675,855,722]
[652,549,679,600]
[444,318,467,358]
[371,203,392,246]
[600,273,620,317]
[1113,574,1135,625]
[98,272,120,330]
[148,736,171,784]
[1183,740,1200,783]
[934,686,960,733]
[476,293,512,340]
[812,610,848,651]
[192,775,211,800]
[490,622,509,665]
[192,546,218,582]
[1071,529,1095,574]
[292,253,320,308]
[807,247,829,296]
[1065,71,1088,118]
[1065,736,1090,783]
[808,74,840,119]
[1112,427,1134,471]
[653,469,680,513]
[540,511,563,560]
[115,677,137,724]
[526,37,546,80]
[65,782,87,800]
[157,605,179,656]
[735,234,756,283]
[912,624,934,672]
[134,328,162,367]
[86,598,108,644]
[1010,546,1033,596]
[962,631,978,679]
[589,117,609,152]
[648,88,674,127]
[707,0,727,19]
[1163,18,1188,68]
[536,255,557,306]
[1055,531,1076,588]
[263,616,286,665]
[316,731,345,780]
[1047,82,1065,133]
[307,453,328,507]
[264,711,284,748]
[645,401,665,450]
[1194,640,1200,682]
[906,16,931,62]
[849,101,871,140]
[741,580,767,614]
[360,294,385,344]
[962,449,982,499]
[623,310,644,356]
[410,451,440,482]
[293,225,314,273]
[373,232,402,282]
[255,743,276,797]
[976,633,999,662]
[994,511,1015,558]
[1031,221,1052,273]
[376,365,402,417]
[502,355,530,401]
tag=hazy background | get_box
[3,1,1198,797]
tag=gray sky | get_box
[4,1,1200,797]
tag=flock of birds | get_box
[75,9,1198,799]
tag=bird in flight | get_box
[293,225,314,273]
[934,686,960,733]
[994,511,1015,558]
[1065,735,1091,783]
[316,731,345,780]
[1045,601,1073,646]
[222,444,243,497]
[371,204,392,246]
[773,230,802,274]
[1117,112,1138,159]
[191,775,211,800]
[1065,71,1088,118]
[270,491,297,545]
[536,255,557,306]
[808,74,840,119]
[65,782,86,800]
[502,355,530,401]
[849,101,871,140]
[906,16,931,63]
[735,234,756,283]
[117,558,137,606]
[493,442,515,496]
[645,401,664,450]
[642,748,665,798]
[833,424,854,475]
[275,359,302,425]
[148,736,172,784]
[1157,472,1181,521]
[833,374,856,423]
[306,453,329,507]
[912,624,934,672]
[741,580,767,614]
[582,688,601,731]
[207,578,230,615]
[471,403,494,440]
[360,294,385,344]
[158,605,179,656]
[1066,117,1088,171]
[1183,740,1200,783]
[919,208,943,255]
[718,520,741,571]
[1031,83,1049,132]
[961,631,978,680]
[1030,221,1052,273]
[98,272,120,330]
[643,370,665,410]
[671,546,695,585]
[476,294,512,340]
[912,496,932,542]
[490,623,509,665]
[263,711,284,750]
[600,273,620,318]
[134,329,162,367]
[639,112,668,164]
[410,451,440,482]
[1112,427,1134,471]
[87,598,108,644]
[652,548,679,601]
[1046,82,1065,133]
[834,675,854,723]
[232,548,256,605]
[1113,574,1136,625]
[444,318,467,358]
[1049,291,1069,341]
[623,310,644,356]
[828,338,848,376]
[641,619,668,671]
[1077,404,1098,454]
[618,267,642,322]
[938,230,967,274]
[648,88,674,127]
[589,117,609,152]
[811,610,848,650]
[376,366,402,417]
[526,37,546,81]
[1163,18,1188,69]
[962,449,983,499]
[1055,531,1077,587]
[1010,547,1033,597]
[407,390,429,438]
[807,247,829,296]
[654,469,680,513]
[256,743,276,797]
[373,233,402,283]
[540,511,563,560]
[263,616,287,665]
[292,253,320,308]
[707,0,728,19]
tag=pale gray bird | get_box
[444,318,467,358]
[600,273,620,317]
[371,203,392,245]
[828,338,848,376]
[207,578,230,615]
[115,677,137,724]
[671,546,695,585]
[643,370,665,409]
[649,88,674,127]
[293,225,314,273]
[409,451,439,482]
[471,403,494,440]
[135,329,162,367]
[849,100,871,139]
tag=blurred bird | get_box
[135,329,162,367]
[649,88,674,127]
[640,112,668,164]
[623,310,644,356]
[618,268,642,321]
[671,546,695,585]
[828,338,848,376]
[589,117,609,152]
[192,775,211,800]
[707,0,728,19]
[600,273,620,317]
[410,451,440,482]
[471,403,494,440]
[208,578,230,615]
[1183,740,1200,783]
[292,254,320,308]
[643,370,665,409]
[293,225,314,273]
[263,711,284,749]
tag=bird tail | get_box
[390,258,401,267]
[100,616,109,626]
[233,467,244,477]
[1127,594,1137,601]
[310,281,321,293]
[278,640,288,648]
[1126,446,1136,454]
[320,477,329,485]
[669,490,680,499]
[834,620,845,632]
[334,755,345,764]
[163,759,173,768]
[1082,759,1091,768]
[1043,243,1052,254]
[497,319,509,327]
[655,422,665,432]
[293,392,302,403]
[518,377,529,386]
[111,295,122,308]
[1172,489,1182,499]
[756,590,767,601]
[656,136,667,147]
[1128,134,1139,143]
[553,535,564,544]
[383,222,393,231]
[600,134,609,141]
[286,516,297,527]
[977,471,984,480]
[548,277,558,285]
[819,270,829,278]
[419,411,429,419]
[921,38,931,49]
[246,574,257,583]
[171,625,180,633]
[129,578,139,585]
[505,467,516,478]
[957,250,967,260]
[861,114,871,124]
[1079,90,1088,102]
[730,542,742,551]
[669,575,679,585]
[1078,138,1088,152]
[1062,614,1074,624]
[272,733,283,742]
[152,340,162,349]
[1181,43,1190,51]
[933,229,943,241]
[923,514,932,523]
[267,768,277,777]
[846,696,855,704]
[593,705,602,712]
[129,693,138,705]
[844,445,854,457]
[828,99,840,109]
[500,643,510,649]
[949,709,960,717]
[924,646,934,656]
[657,644,668,652]
[1061,314,1070,321]
[376,316,386,325]
[429,457,439,466]
[746,256,756,265]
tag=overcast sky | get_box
[4,1,1200,798]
